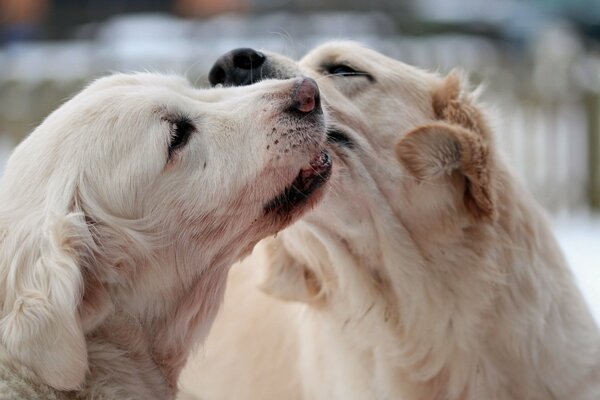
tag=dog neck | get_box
[80,245,236,398]
[277,169,599,398]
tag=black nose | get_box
[209,48,267,87]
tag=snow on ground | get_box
[553,215,600,324]
[0,141,598,323]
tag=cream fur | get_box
[0,73,328,399]
[179,42,600,400]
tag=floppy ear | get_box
[396,72,497,221]
[431,70,489,140]
[396,122,496,221]
[0,205,93,390]
[259,239,323,304]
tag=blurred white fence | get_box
[496,97,590,212]
[1,13,599,213]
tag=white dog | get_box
[179,42,600,400]
[0,73,331,399]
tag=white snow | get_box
[553,215,600,324]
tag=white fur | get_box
[179,42,600,400]
[0,73,328,399]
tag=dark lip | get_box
[264,150,332,215]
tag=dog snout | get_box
[291,78,320,113]
[209,48,266,87]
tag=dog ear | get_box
[431,71,491,141]
[396,72,497,221]
[0,200,94,389]
[396,122,496,220]
[259,238,323,304]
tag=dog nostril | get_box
[231,48,266,70]
[208,65,226,86]
[293,77,320,113]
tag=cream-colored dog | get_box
[179,42,600,400]
[0,73,331,399]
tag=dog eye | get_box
[325,64,373,81]
[168,117,195,158]
[327,64,358,76]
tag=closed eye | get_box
[328,64,357,75]
[325,64,373,81]
[168,116,195,159]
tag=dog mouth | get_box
[264,150,332,215]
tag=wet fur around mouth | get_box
[264,151,332,215]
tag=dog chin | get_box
[263,149,332,224]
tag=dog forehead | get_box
[70,78,200,125]
[88,72,190,92]
[77,74,194,110]
[301,42,435,84]
[300,42,374,68]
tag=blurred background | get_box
[0,0,599,319]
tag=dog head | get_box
[0,73,330,389]
[210,42,498,303]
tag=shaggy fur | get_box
[0,355,67,400]
[0,73,329,399]
[179,42,600,400]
